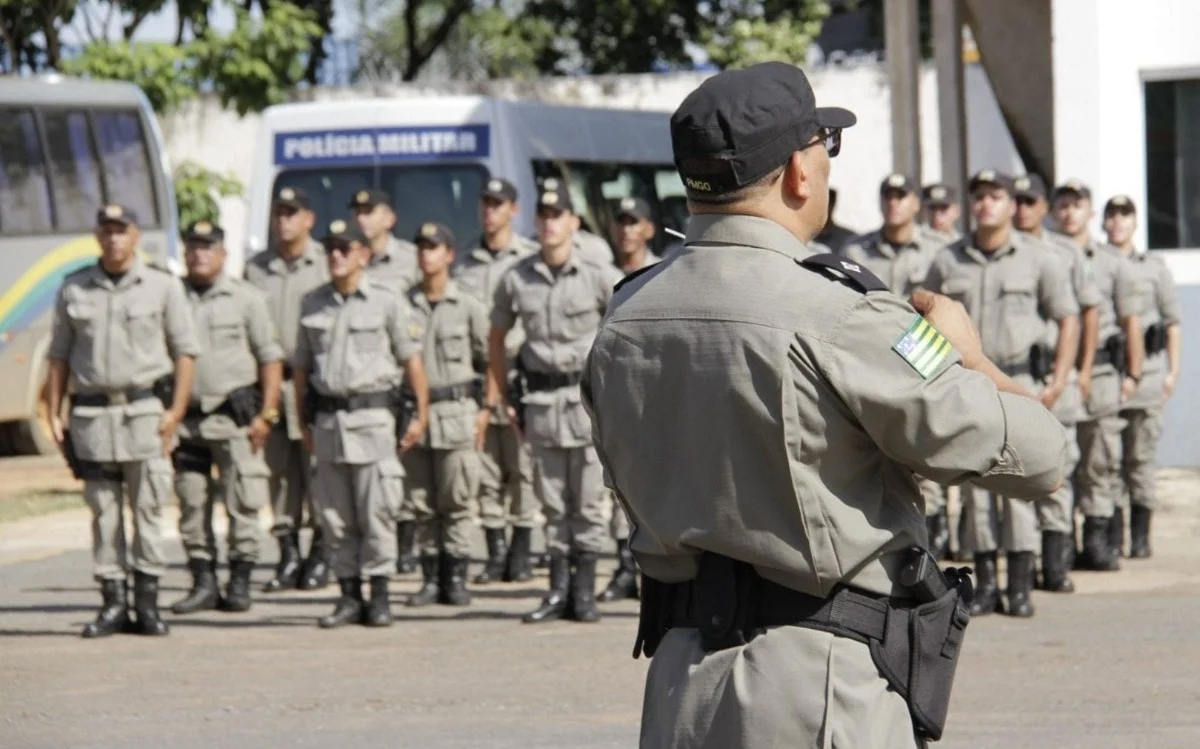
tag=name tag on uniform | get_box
[893,315,953,379]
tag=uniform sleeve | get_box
[819,293,1067,498]
[920,250,947,292]
[468,296,489,364]
[244,291,283,363]
[163,279,201,359]
[1157,259,1183,326]
[292,298,314,373]
[47,285,73,361]
[490,268,518,330]
[599,264,623,310]
[1072,252,1102,308]
[1113,258,1141,320]
[1038,252,1079,320]
[388,295,423,363]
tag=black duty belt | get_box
[73,388,157,408]
[525,370,583,392]
[1093,347,1115,367]
[312,391,393,414]
[429,381,477,403]
[998,361,1032,378]
[184,401,234,421]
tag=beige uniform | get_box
[923,232,1078,554]
[244,240,329,535]
[582,215,1067,748]
[454,234,541,530]
[175,274,283,563]
[401,282,489,558]
[575,230,615,267]
[1119,250,1180,510]
[492,248,622,555]
[48,259,201,581]
[1075,241,1140,519]
[294,278,422,579]
[842,227,949,516]
[366,235,420,292]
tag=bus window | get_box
[42,110,105,233]
[380,164,487,250]
[272,167,374,239]
[92,110,158,227]
[0,108,53,235]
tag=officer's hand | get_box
[909,289,984,370]
[1163,373,1177,403]
[1039,381,1064,410]
[1077,369,1093,401]
[474,408,491,452]
[1121,376,1138,403]
[399,419,425,453]
[50,415,65,446]
[301,426,314,455]
[247,416,270,454]
[158,411,180,456]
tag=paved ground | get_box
[2,459,1200,748]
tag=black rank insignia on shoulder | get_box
[798,253,889,294]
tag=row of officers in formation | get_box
[46,162,1180,639]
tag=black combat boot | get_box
[1130,505,1153,558]
[1004,551,1036,618]
[396,521,418,574]
[569,553,601,623]
[439,553,471,606]
[925,509,951,561]
[1082,516,1121,571]
[1039,531,1075,593]
[170,558,219,614]
[81,579,130,639]
[318,577,364,629]
[473,529,509,585]
[504,527,534,583]
[968,552,1000,616]
[364,576,392,627]
[523,553,570,624]
[406,555,440,607]
[220,559,254,612]
[297,528,330,590]
[597,538,639,603]
[132,570,169,636]
[263,533,301,592]
[536,552,551,569]
[1109,506,1126,558]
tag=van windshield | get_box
[271,163,488,250]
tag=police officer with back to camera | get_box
[293,220,430,629]
[450,177,540,585]
[478,182,623,625]
[244,186,332,593]
[582,63,1068,748]
[169,220,284,616]
[1103,194,1181,558]
[46,203,201,638]
[350,188,420,291]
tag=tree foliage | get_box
[172,160,244,230]
[61,41,195,113]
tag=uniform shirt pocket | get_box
[67,301,97,332]
[126,300,163,343]
[349,313,386,355]
[436,325,470,362]
[209,310,246,350]
[941,278,972,302]
[1000,278,1038,317]
[560,297,600,340]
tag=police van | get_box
[243,95,686,273]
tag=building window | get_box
[1144,78,1200,249]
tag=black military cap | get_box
[183,219,225,243]
[536,178,574,213]
[348,189,391,209]
[614,196,651,221]
[880,173,917,196]
[670,62,856,197]
[414,221,456,247]
[320,218,367,249]
[1104,194,1137,215]
[922,183,957,206]
[968,168,1016,195]
[273,186,312,211]
[481,177,518,203]
[96,203,138,227]
[1052,178,1092,201]
[1013,174,1047,201]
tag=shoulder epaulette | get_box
[613,263,656,293]
[798,253,889,293]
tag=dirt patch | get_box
[0,455,80,504]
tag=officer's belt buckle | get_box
[108,391,130,406]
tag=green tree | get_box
[0,0,77,72]
[172,161,244,229]
[60,41,197,113]
[698,2,831,70]
[356,0,475,82]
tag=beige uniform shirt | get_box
[48,258,201,462]
[582,214,1067,598]
[840,227,946,297]
[366,235,420,293]
[492,249,622,448]
[454,233,539,358]
[920,224,961,246]
[1080,239,1141,374]
[293,279,422,464]
[1125,249,1182,409]
[574,230,614,267]
[922,232,1079,370]
[408,281,489,450]
[243,239,329,363]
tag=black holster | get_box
[394,385,417,439]
[151,375,174,410]
[507,364,528,432]
[1029,342,1052,381]
[1104,334,1128,375]
[303,386,319,428]
[1145,322,1166,356]
[172,440,213,475]
[225,385,262,428]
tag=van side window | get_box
[0,108,53,235]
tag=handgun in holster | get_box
[1105,333,1128,376]
[225,385,263,428]
[1145,322,1166,356]
[151,375,174,410]
[393,385,417,440]
[506,364,528,432]
[1028,342,1052,382]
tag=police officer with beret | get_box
[169,220,284,615]
[46,204,201,638]
[350,188,420,291]
[583,63,1067,747]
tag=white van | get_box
[242,95,686,273]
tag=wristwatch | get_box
[260,408,282,426]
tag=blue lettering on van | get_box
[273,125,490,165]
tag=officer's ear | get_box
[783,151,812,204]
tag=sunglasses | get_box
[801,127,842,158]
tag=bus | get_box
[0,76,178,455]
[243,95,687,276]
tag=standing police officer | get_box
[169,220,284,615]
[921,183,962,244]
[294,220,430,628]
[350,188,420,291]
[923,169,1080,618]
[583,63,1067,748]
[245,187,331,592]
[479,184,622,624]
[452,177,540,585]
[46,204,201,638]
